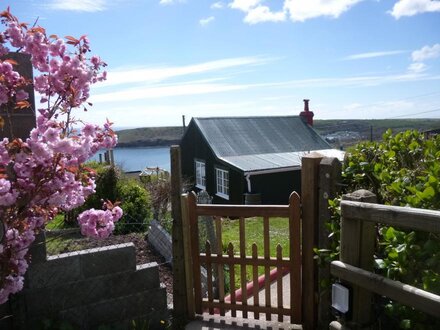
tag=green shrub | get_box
[83,161,119,210]
[320,130,440,329]
[114,178,151,234]
[64,162,152,234]
[59,162,119,226]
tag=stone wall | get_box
[0,234,168,329]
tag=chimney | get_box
[299,99,314,126]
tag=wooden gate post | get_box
[301,153,323,330]
[170,146,189,328]
[340,190,377,327]
[317,157,341,328]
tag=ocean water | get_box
[90,147,171,172]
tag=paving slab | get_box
[185,314,302,330]
[187,274,300,329]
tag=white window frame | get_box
[215,168,229,200]
[195,160,206,189]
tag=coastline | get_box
[115,139,180,148]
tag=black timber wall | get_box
[180,122,244,205]
[249,170,301,205]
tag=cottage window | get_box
[195,160,206,189]
[216,168,229,200]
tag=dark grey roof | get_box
[194,116,331,158]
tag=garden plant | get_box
[319,129,440,329]
[0,8,122,304]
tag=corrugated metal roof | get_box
[194,116,331,158]
[220,152,302,173]
[220,149,345,173]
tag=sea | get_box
[90,147,171,172]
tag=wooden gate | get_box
[181,191,302,324]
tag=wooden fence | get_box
[331,199,440,328]
[171,148,341,329]
[181,191,302,324]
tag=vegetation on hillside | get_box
[314,118,440,148]
[116,126,184,147]
[115,119,440,148]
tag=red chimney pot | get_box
[299,99,314,126]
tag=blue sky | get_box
[6,0,440,127]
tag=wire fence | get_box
[45,214,148,257]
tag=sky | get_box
[5,0,440,128]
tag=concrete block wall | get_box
[148,220,173,263]
[0,237,168,329]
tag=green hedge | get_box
[72,162,151,234]
[321,130,440,329]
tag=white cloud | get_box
[46,0,107,12]
[91,81,251,103]
[407,44,440,74]
[343,50,406,60]
[274,72,440,89]
[229,0,286,23]
[211,2,225,9]
[244,5,286,24]
[283,0,363,22]
[159,0,185,5]
[228,0,362,24]
[411,44,440,62]
[408,62,427,73]
[229,0,263,12]
[390,0,440,19]
[200,16,215,26]
[93,71,440,105]
[100,56,274,87]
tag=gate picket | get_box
[184,191,302,324]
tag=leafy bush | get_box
[140,171,170,221]
[343,129,440,209]
[114,178,151,234]
[66,162,151,234]
[323,130,440,329]
[62,162,119,226]
[83,161,119,210]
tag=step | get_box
[186,314,302,330]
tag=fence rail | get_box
[182,191,302,324]
[331,199,440,326]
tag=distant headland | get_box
[115,119,440,148]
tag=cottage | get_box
[180,100,344,205]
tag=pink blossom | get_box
[112,206,123,222]
[0,191,18,206]
[15,89,28,101]
[0,178,11,193]
[77,208,119,239]
[82,123,96,137]
[0,8,120,304]
[53,139,74,153]
[43,127,60,143]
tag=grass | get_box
[45,214,67,230]
[45,235,84,255]
[45,214,82,255]
[206,216,290,291]
[221,216,290,258]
